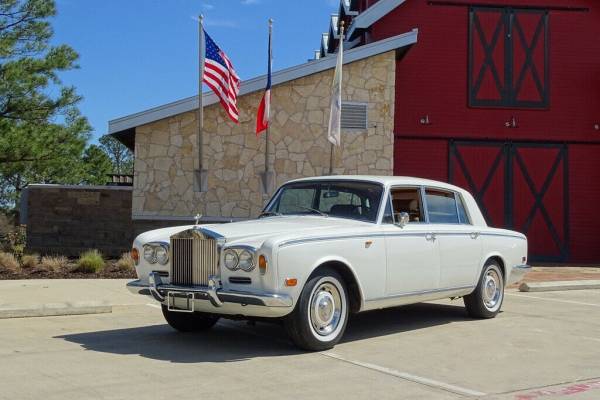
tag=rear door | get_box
[424,188,482,289]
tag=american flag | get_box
[203,30,241,123]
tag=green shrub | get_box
[21,253,40,268]
[76,250,105,273]
[0,251,19,272]
[40,255,69,272]
[115,252,135,271]
[5,225,26,259]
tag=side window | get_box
[425,189,459,224]
[390,188,424,223]
[456,194,471,224]
[381,195,394,224]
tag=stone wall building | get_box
[110,31,418,227]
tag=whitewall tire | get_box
[284,269,349,351]
[464,260,505,318]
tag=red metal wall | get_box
[370,0,600,143]
[568,144,600,263]
[394,138,447,181]
[380,0,600,262]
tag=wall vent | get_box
[341,102,368,130]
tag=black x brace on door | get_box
[449,141,569,262]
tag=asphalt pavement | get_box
[0,287,599,399]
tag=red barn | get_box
[321,0,600,263]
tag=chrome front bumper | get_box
[127,272,293,308]
[508,264,531,285]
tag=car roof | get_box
[287,175,467,193]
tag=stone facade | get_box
[133,51,396,220]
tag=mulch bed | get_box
[0,261,137,280]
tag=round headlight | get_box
[238,250,255,272]
[155,246,169,265]
[143,245,155,264]
[224,249,239,270]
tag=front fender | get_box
[275,236,386,311]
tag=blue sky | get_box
[51,0,339,141]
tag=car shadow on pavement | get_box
[55,302,470,363]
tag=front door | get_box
[383,187,440,295]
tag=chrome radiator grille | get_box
[170,236,218,286]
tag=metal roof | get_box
[347,0,408,40]
[108,29,418,138]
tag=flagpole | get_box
[329,20,344,175]
[264,18,273,192]
[197,14,207,192]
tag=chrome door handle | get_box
[470,232,480,239]
[425,233,436,241]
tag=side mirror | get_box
[396,212,410,228]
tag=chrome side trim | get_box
[279,233,397,248]
[278,230,524,248]
[479,232,527,240]
[369,285,475,302]
[362,285,475,311]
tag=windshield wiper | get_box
[292,205,328,217]
[258,211,282,218]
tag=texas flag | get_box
[256,22,272,135]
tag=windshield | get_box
[263,180,384,223]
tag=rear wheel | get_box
[464,260,504,319]
[284,269,349,351]
[161,305,219,332]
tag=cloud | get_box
[241,0,260,5]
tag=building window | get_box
[468,7,549,109]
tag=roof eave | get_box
[108,29,418,137]
[347,0,407,40]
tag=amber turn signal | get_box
[131,248,140,265]
[258,255,267,274]
[285,278,297,287]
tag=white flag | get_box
[327,40,343,146]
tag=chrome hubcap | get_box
[483,268,503,310]
[310,282,342,336]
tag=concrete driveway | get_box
[0,288,599,400]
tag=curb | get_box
[0,301,112,319]
[519,280,600,292]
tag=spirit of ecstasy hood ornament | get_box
[194,213,202,226]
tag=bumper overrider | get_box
[127,272,293,309]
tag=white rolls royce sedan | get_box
[127,176,530,351]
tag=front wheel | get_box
[463,260,504,318]
[161,305,219,332]
[284,269,349,351]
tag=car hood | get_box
[134,216,373,248]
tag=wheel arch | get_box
[309,258,364,314]
[480,252,507,282]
